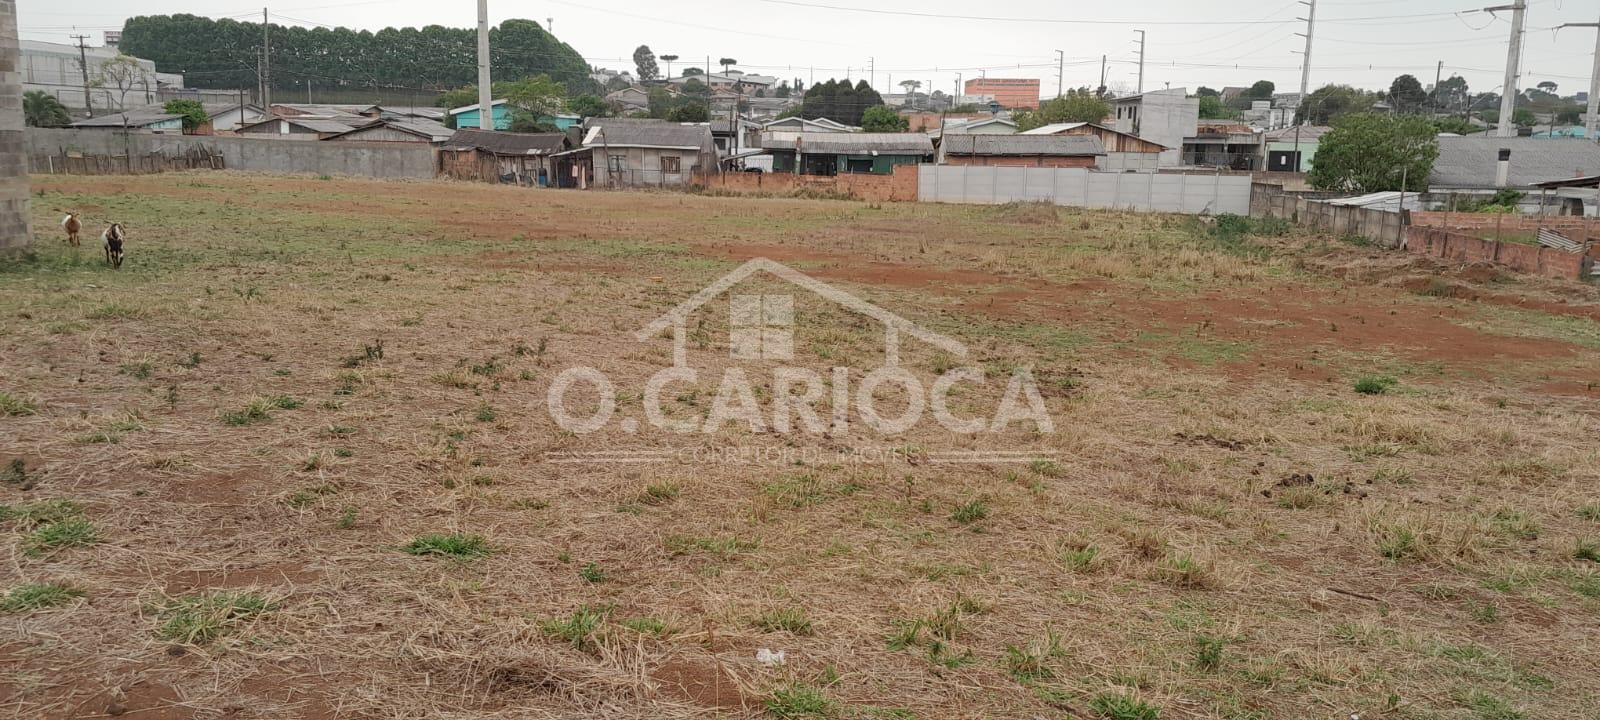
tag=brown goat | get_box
[61,213,81,247]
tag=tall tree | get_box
[121,15,597,95]
[1389,74,1426,112]
[1197,95,1236,119]
[658,54,678,78]
[633,45,659,81]
[1196,86,1220,97]
[796,78,885,125]
[1309,113,1437,193]
[1296,84,1379,125]
[163,98,208,132]
[860,105,908,132]
[1012,88,1109,130]
[1245,80,1275,99]
[1431,74,1469,112]
[718,57,737,75]
[99,55,149,110]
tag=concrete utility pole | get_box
[1133,30,1146,93]
[71,34,93,117]
[1,0,31,253]
[869,56,874,92]
[1098,54,1107,96]
[1292,0,1316,171]
[1486,1,1526,138]
[476,0,492,130]
[1055,49,1064,98]
[261,8,271,109]
[1558,16,1600,141]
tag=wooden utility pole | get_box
[72,34,94,117]
[2,0,31,253]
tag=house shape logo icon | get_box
[635,257,968,368]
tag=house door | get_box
[845,158,873,174]
[1267,150,1301,172]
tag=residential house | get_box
[762,132,933,175]
[1241,100,1292,131]
[902,112,987,133]
[439,129,573,186]
[270,103,379,118]
[940,117,1019,135]
[963,78,1040,109]
[942,134,1104,167]
[1020,122,1167,171]
[236,116,367,140]
[580,119,716,187]
[605,87,653,114]
[1263,125,1332,172]
[449,100,512,131]
[205,103,266,132]
[69,105,183,132]
[1182,122,1265,171]
[378,106,447,122]
[761,116,859,133]
[1109,88,1198,166]
[666,71,777,94]
[1430,137,1600,197]
[327,118,453,144]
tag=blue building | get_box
[448,99,578,132]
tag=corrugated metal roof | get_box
[584,121,712,149]
[333,118,453,142]
[760,132,933,154]
[944,134,1105,156]
[293,118,365,133]
[1431,136,1600,189]
[1263,125,1332,142]
[441,129,570,154]
[1019,122,1089,135]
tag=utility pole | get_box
[3,0,32,255]
[1098,54,1107,96]
[546,17,553,33]
[1558,16,1600,141]
[1055,49,1064,98]
[71,34,93,117]
[1292,0,1316,171]
[869,56,874,92]
[261,9,271,109]
[1434,60,1443,111]
[476,0,492,130]
[1487,1,1526,138]
[955,72,962,105]
[1133,30,1146,93]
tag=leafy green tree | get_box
[23,91,71,127]
[1246,80,1275,99]
[1309,113,1437,193]
[1013,88,1109,130]
[681,78,711,97]
[682,67,704,76]
[667,101,708,122]
[774,81,791,98]
[1388,74,1426,112]
[1431,116,1480,135]
[718,57,737,75]
[633,45,659,81]
[1296,84,1379,125]
[1196,86,1220,98]
[99,55,150,110]
[501,74,566,117]
[163,99,209,132]
[796,78,886,126]
[1198,95,1236,119]
[568,95,609,118]
[1556,106,1582,125]
[122,15,596,95]
[435,86,479,110]
[1431,74,1469,111]
[604,75,632,92]
[508,112,558,133]
[1512,107,1536,127]
[860,105,909,132]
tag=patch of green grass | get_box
[767,684,832,719]
[335,506,357,529]
[0,391,39,416]
[1375,524,1419,560]
[1461,691,1524,720]
[1193,635,1226,670]
[119,360,154,379]
[578,562,606,583]
[1002,633,1063,684]
[1568,570,1600,598]
[401,532,492,558]
[621,616,671,637]
[640,482,680,506]
[1579,503,1600,522]
[754,607,814,635]
[1464,305,1600,351]
[1575,540,1600,564]
[763,474,843,508]
[1,582,84,612]
[155,591,271,644]
[1354,375,1398,395]
[85,303,145,320]
[22,518,98,556]
[284,483,339,508]
[950,499,989,525]
[540,605,607,649]
[1060,543,1100,572]
[178,352,203,369]
[473,403,497,422]
[1089,692,1162,720]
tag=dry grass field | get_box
[2,172,1599,720]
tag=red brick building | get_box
[963,78,1041,109]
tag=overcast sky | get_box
[16,0,1600,99]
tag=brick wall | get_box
[699,164,919,202]
[945,155,1096,168]
[1410,211,1594,237]
[1404,226,1590,280]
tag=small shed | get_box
[448,100,511,131]
[761,132,933,175]
[439,129,572,186]
[69,106,184,132]
[1019,121,1166,170]
[582,120,716,187]
[942,134,1105,168]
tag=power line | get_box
[752,0,1489,26]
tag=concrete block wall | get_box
[701,164,918,202]
[1250,183,1405,248]
[25,128,437,180]
[917,165,1250,214]
[1410,211,1593,239]
[1404,226,1589,280]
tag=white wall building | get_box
[1109,88,1199,166]
[22,38,164,115]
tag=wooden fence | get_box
[27,147,225,175]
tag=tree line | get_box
[120,15,598,96]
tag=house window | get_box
[660,156,681,174]
[729,294,793,361]
[608,155,627,172]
